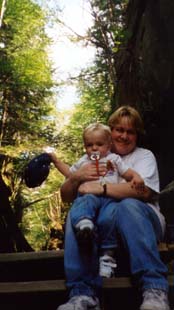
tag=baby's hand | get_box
[131,175,145,193]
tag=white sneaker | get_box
[57,295,101,310]
[140,289,170,310]
[99,254,117,278]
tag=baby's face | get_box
[84,130,111,159]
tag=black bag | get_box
[24,153,52,188]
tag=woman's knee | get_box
[116,198,146,218]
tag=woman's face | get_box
[111,116,137,156]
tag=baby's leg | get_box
[70,194,101,250]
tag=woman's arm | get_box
[61,162,106,203]
[78,181,153,202]
[106,182,152,201]
[60,173,82,203]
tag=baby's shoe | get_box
[99,254,117,278]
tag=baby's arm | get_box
[122,168,145,193]
[49,153,71,178]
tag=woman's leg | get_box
[115,198,169,291]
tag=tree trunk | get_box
[113,0,174,223]
[115,0,174,189]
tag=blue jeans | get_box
[64,198,169,298]
[70,194,118,248]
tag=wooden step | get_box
[0,275,173,294]
[0,279,65,293]
[0,250,64,281]
[0,247,173,282]
[0,249,64,262]
[0,244,173,263]
[0,250,173,310]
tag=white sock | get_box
[75,219,94,230]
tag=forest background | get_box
[0,0,174,252]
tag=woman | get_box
[56,106,170,310]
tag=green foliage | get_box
[1,0,52,87]
[0,0,64,250]
[0,0,55,148]
[85,0,129,107]
[0,0,132,251]
[0,0,59,152]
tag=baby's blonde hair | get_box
[83,123,112,142]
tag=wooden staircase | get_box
[0,247,173,310]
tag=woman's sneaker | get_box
[99,254,117,278]
[57,295,101,310]
[140,289,170,310]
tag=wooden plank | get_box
[103,277,132,288]
[0,280,66,293]
[0,250,64,262]
[103,275,174,288]
[0,275,173,294]
[0,245,173,263]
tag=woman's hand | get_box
[78,181,104,195]
[130,175,145,194]
[61,161,107,203]
[74,162,107,183]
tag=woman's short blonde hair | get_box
[83,123,111,142]
[108,105,144,135]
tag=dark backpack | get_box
[24,153,52,188]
